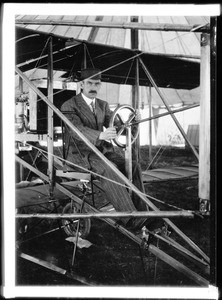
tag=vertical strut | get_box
[148,84,153,162]
[47,36,54,198]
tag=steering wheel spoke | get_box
[109,105,139,148]
[116,113,125,125]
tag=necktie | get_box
[90,101,96,115]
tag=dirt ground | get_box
[16,146,213,287]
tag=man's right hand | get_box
[99,127,117,141]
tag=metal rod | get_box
[125,127,133,183]
[131,103,200,125]
[15,66,209,263]
[133,58,141,166]
[146,145,163,171]
[25,150,40,181]
[83,44,87,68]
[16,211,194,219]
[71,190,87,267]
[139,57,199,161]
[131,22,141,167]
[71,198,84,267]
[15,156,208,285]
[15,19,210,33]
[153,238,159,284]
[18,76,24,181]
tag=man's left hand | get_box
[135,109,141,122]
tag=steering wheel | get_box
[109,104,139,148]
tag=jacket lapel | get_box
[75,94,97,128]
[94,99,104,131]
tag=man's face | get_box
[80,78,101,99]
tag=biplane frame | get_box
[15,24,212,286]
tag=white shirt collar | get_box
[81,93,95,105]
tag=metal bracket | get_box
[199,198,210,215]
[201,33,210,47]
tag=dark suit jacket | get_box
[61,93,115,169]
[61,93,147,216]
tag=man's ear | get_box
[79,81,84,89]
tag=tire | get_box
[62,202,91,238]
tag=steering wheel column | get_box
[109,104,139,182]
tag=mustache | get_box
[89,90,97,93]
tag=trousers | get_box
[87,150,148,227]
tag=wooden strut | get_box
[15,19,210,33]
[15,66,209,264]
[18,252,98,286]
[47,36,54,198]
[155,232,210,274]
[16,211,194,219]
[131,19,140,175]
[15,155,209,286]
[148,84,152,162]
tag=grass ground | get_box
[16,146,213,287]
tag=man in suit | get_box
[61,68,155,230]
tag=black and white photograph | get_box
[1,3,220,299]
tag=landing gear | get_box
[62,202,91,238]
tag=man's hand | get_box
[128,109,141,123]
[99,127,117,141]
[135,109,141,122]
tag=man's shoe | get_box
[125,218,165,233]
[143,218,165,232]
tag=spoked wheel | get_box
[62,202,91,238]
[109,104,139,148]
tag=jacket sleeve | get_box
[103,103,125,134]
[61,99,101,146]
[103,101,121,128]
